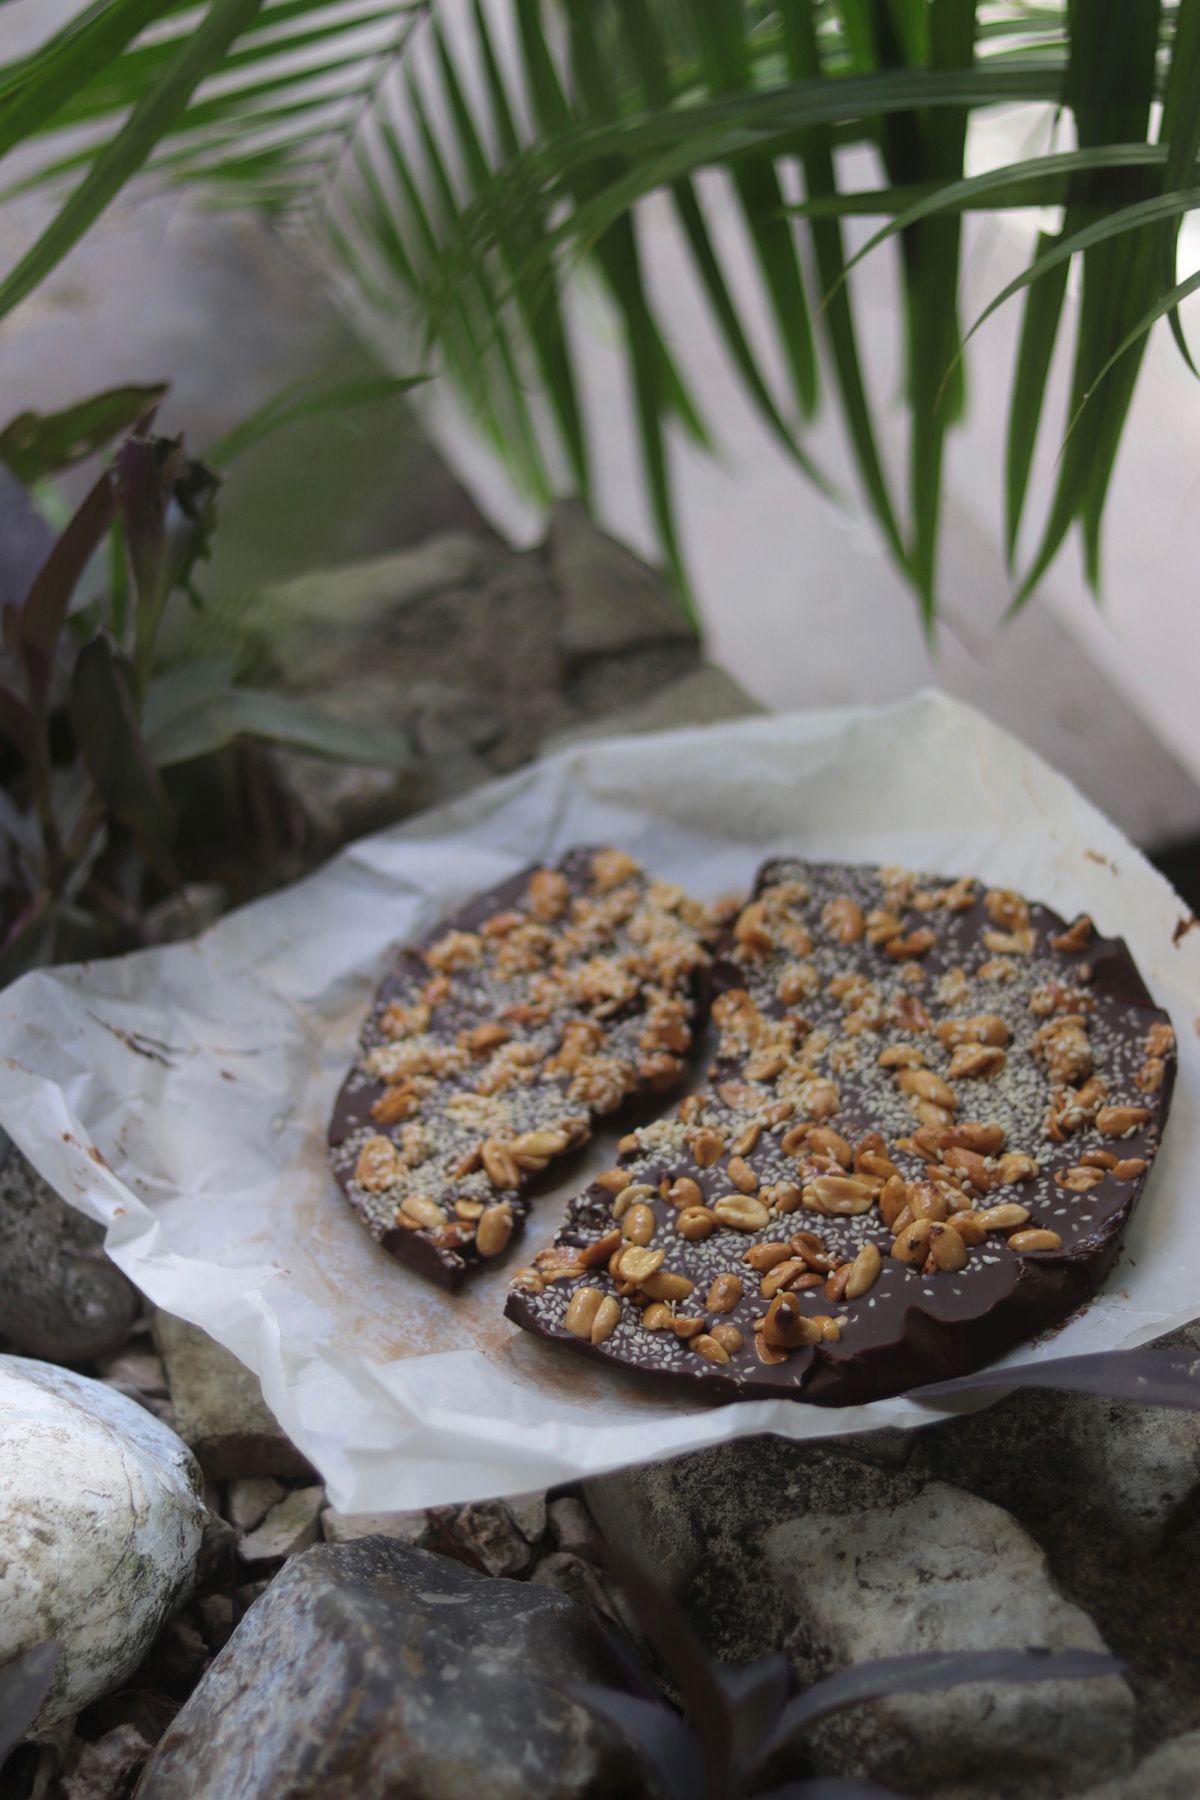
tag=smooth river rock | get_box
[136,1538,655,1799]
[0,1143,137,1362]
[0,1357,206,1730]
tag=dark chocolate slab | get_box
[329,849,712,1289]
[506,859,1176,1405]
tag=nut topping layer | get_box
[506,858,1176,1405]
[329,849,714,1289]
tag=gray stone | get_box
[587,1438,1135,1796]
[547,662,761,751]
[96,1348,169,1399]
[439,1499,533,1577]
[505,1490,548,1546]
[150,1618,210,1693]
[529,1552,617,1623]
[226,1478,286,1533]
[136,1538,655,1799]
[0,1143,137,1363]
[546,500,694,659]
[0,1356,206,1729]
[914,1385,1200,1556]
[1081,1730,1200,1799]
[152,1312,312,1480]
[253,534,489,663]
[766,1481,1133,1799]
[547,1497,602,1560]
[59,1723,153,1800]
[237,1486,325,1564]
[585,1434,920,1597]
[141,883,228,947]
[321,1506,432,1549]
[195,1594,236,1654]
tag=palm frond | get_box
[1,2,1198,619]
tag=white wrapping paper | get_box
[1,692,1197,1511]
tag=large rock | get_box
[913,1385,1200,1557]
[588,1437,1132,1798]
[0,1357,206,1730]
[152,1313,312,1480]
[0,1142,137,1362]
[1081,1730,1200,1800]
[767,1482,1133,1798]
[546,499,694,660]
[136,1538,655,1799]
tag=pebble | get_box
[237,1486,325,1564]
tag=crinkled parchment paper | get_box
[1,692,1197,1510]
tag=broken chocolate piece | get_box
[506,859,1176,1405]
[329,850,712,1290]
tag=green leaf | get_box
[822,144,1176,300]
[952,189,1200,382]
[434,11,590,497]
[0,0,269,325]
[617,0,813,471]
[0,0,169,163]
[1060,265,1200,446]
[0,383,166,483]
[1014,1,1168,604]
[70,634,176,857]
[20,469,116,708]
[1004,230,1069,563]
[205,371,426,465]
[778,0,905,565]
[690,0,818,419]
[1157,0,1200,371]
[143,679,415,770]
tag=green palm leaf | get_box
[0,1,1196,622]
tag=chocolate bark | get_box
[329,850,712,1289]
[506,859,1176,1405]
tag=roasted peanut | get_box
[1009,1228,1064,1252]
[712,1194,772,1231]
[845,1240,882,1299]
[565,1287,605,1339]
[706,1272,744,1314]
[475,1203,514,1258]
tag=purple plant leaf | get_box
[563,1683,705,1800]
[601,1542,735,1786]
[19,469,114,706]
[114,433,182,613]
[913,1348,1200,1411]
[717,1653,791,1775]
[0,889,54,989]
[0,686,37,759]
[69,634,175,859]
[0,1642,58,1761]
[769,1648,1123,1747]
